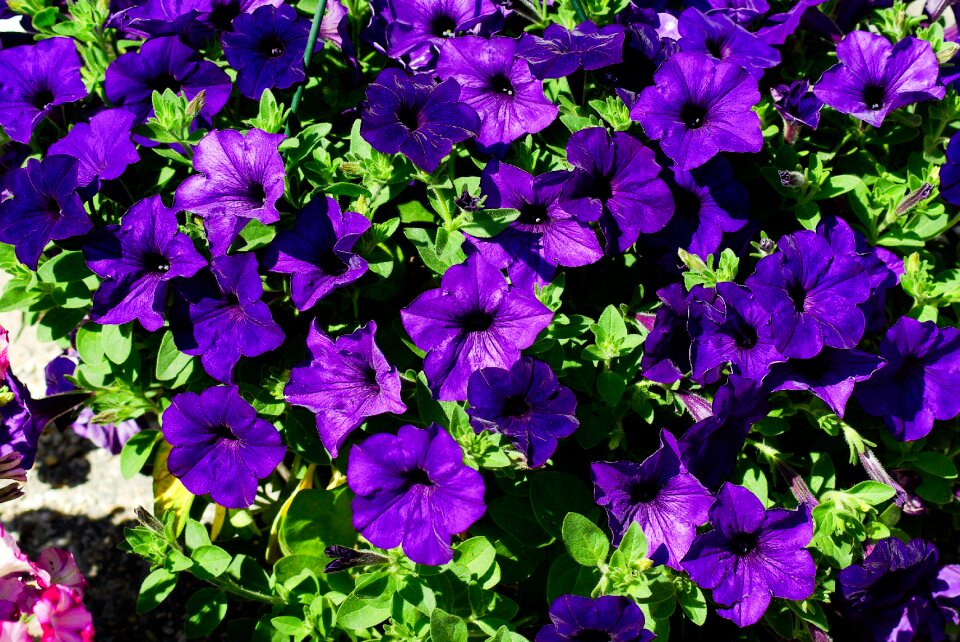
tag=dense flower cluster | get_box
[0,0,959,639]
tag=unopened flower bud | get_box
[895,182,933,215]
[185,90,206,120]
[778,170,806,189]
[859,449,924,515]
[323,545,389,573]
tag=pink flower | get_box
[0,325,9,380]
[0,621,30,642]
[33,550,85,597]
[0,526,32,579]
[33,586,94,642]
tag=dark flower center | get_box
[210,424,237,441]
[862,84,886,111]
[518,201,549,226]
[705,37,725,59]
[430,13,457,38]
[629,479,662,503]
[572,630,613,642]
[729,532,758,556]
[397,104,421,131]
[401,467,433,488]
[674,188,702,218]
[143,252,171,273]
[209,0,241,30]
[730,316,758,349]
[30,87,55,111]
[317,250,349,276]
[44,197,61,216]
[248,181,268,205]
[260,35,285,58]
[488,73,515,97]
[458,309,495,333]
[501,394,529,418]
[149,72,182,95]
[584,172,614,204]
[786,280,807,312]
[680,102,708,129]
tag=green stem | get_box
[285,0,328,137]
[570,0,587,22]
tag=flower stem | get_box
[285,0,328,136]
[570,0,587,22]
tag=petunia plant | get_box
[0,0,959,639]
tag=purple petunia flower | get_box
[755,0,827,46]
[679,375,770,488]
[48,110,141,188]
[535,595,654,642]
[837,537,960,642]
[940,132,960,206]
[640,283,691,384]
[746,230,872,359]
[681,483,815,627]
[222,4,309,99]
[560,127,673,253]
[0,156,92,270]
[766,348,883,417]
[348,424,485,565]
[466,357,578,468]
[633,52,762,171]
[84,195,206,332]
[202,0,283,31]
[770,81,823,144]
[854,316,960,441]
[360,68,480,173]
[677,8,779,79]
[105,36,232,124]
[174,128,286,255]
[402,254,553,402]
[285,321,406,458]
[689,282,784,384]
[516,21,625,79]
[592,430,713,569]
[173,253,285,383]
[466,162,602,288]
[162,385,285,508]
[437,36,559,149]
[0,38,87,144]
[111,0,209,40]
[688,0,770,24]
[648,157,749,261]
[813,32,944,127]
[261,196,369,311]
[383,0,500,70]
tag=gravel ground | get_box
[0,289,194,640]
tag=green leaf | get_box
[184,520,211,551]
[912,451,958,479]
[185,589,228,638]
[614,521,647,564]
[530,472,594,539]
[561,513,609,567]
[120,429,162,479]
[102,323,133,364]
[38,251,92,283]
[456,208,520,238]
[271,616,310,636]
[137,568,178,613]
[75,324,105,366]
[596,371,625,407]
[813,174,862,201]
[430,607,468,642]
[191,545,232,579]
[488,626,530,642]
[676,581,707,626]
[597,305,627,342]
[846,481,897,506]
[279,488,357,556]
[155,330,193,381]
[336,572,395,630]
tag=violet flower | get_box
[766,348,884,417]
[0,38,87,144]
[48,109,141,188]
[938,130,960,206]
[560,127,673,253]
[85,195,206,332]
[854,316,960,441]
[535,595,654,642]
[837,538,960,642]
[677,7,779,79]
[0,156,92,270]
[746,230,872,359]
[383,0,501,70]
[682,483,816,627]
[467,162,602,288]
[174,128,286,255]
[173,253,285,383]
[401,254,553,401]
[348,424,485,565]
[261,196,370,311]
[592,430,713,569]
[202,0,283,32]
[466,357,578,468]
[516,21,625,79]
[813,32,944,127]
[437,36,558,148]
[640,283,691,384]
[360,68,480,173]
[105,36,232,124]
[633,52,762,171]
[222,4,310,99]
[285,321,406,458]
[771,81,823,144]
[162,385,286,508]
